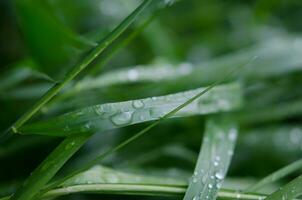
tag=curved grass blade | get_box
[61,165,187,187]
[19,83,242,136]
[0,165,268,200]
[61,36,302,96]
[265,175,302,200]
[73,61,193,94]
[237,100,302,125]
[10,134,91,200]
[88,9,160,76]
[246,159,302,192]
[183,117,238,200]
[8,0,152,136]
[43,186,266,199]
[36,59,250,198]
[40,166,263,200]
[15,0,94,76]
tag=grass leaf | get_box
[183,117,238,200]
[10,134,91,200]
[265,175,302,200]
[8,2,152,200]
[246,159,302,192]
[19,83,242,136]
[9,0,152,135]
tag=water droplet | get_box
[192,177,198,183]
[227,150,234,156]
[151,96,157,100]
[111,111,133,126]
[216,183,222,188]
[95,106,103,115]
[132,100,144,109]
[164,0,175,6]
[127,69,138,81]
[213,161,219,166]
[75,111,84,117]
[192,196,198,200]
[215,172,224,180]
[208,184,213,189]
[228,128,237,141]
[80,122,92,132]
[139,115,146,121]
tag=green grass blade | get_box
[73,61,194,93]
[9,0,152,134]
[183,117,238,200]
[88,10,159,76]
[237,100,302,125]
[246,159,302,192]
[61,36,302,96]
[0,165,267,200]
[30,60,249,199]
[19,83,242,136]
[39,166,264,200]
[43,185,267,199]
[41,61,249,192]
[265,175,302,200]
[61,165,187,186]
[10,134,91,200]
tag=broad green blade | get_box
[5,35,302,102]
[265,175,302,200]
[10,0,152,134]
[9,2,154,200]
[15,0,94,77]
[0,166,269,200]
[42,166,265,200]
[64,36,302,94]
[183,117,238,200]
[246,159,302,192]
[74,61,193,91]
[19,83,242,136]
[61,165,186,186]
[9,134,91,200]
[237,100,302,125]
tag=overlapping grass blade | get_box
[60,36,302,96]
[41,61,249,193]
[0,165,268,200]
[8,1,153,200]
[9,0,152,135]
[237,99,302,125]
[9,57,248,200]
[4,36,301,103]
[265,175,302,200]
[18,83,242,136]
[43,166,264,200]
[183,117,238,200]
[73,61,193,93]
[10,134,91,200]
[246,159,302,192]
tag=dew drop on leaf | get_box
[111,111,133,126]
[127,69,138,81]
[132,100,144,109]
